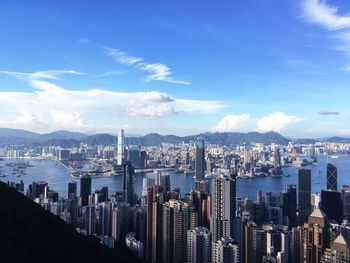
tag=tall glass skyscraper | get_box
[298,169,311,225]
[327,163,337,191]
[80,176,91,206]
[122,161,135,206]
[195,137,205,181]
[117,129,125,165]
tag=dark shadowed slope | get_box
[0,182,143,263]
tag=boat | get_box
[330,156,338,159]
[284,174,290,177]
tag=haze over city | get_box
[1,0,350,137]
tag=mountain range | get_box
[0,128,348,147]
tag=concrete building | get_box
[187,227,211,263]
[212,237,239,263]
[211,173,236,242]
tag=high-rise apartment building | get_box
[84,205,96,236]
[212,237,239,263]
[187,227,211,263]
[211,173,236,242]
[301,208,329,263]
[162,199,197,263]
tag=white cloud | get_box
[50,110,90,131]
[104,47,189,85]
[105,47,143,66]
[93,70,125,78]
[301,0,350,57]
[0,70,225,132]
[301,0,350,30]
[256,112,300,132]
[138,62,190,85]
[0,70,82,81]
[212,114,251,132]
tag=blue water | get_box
[1,156,349,200]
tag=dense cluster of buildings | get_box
[4,130,350,262]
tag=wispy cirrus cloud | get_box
[104,47,190,85]
[318,110,340,115]
[301,0,350,58]
[301,0,350,30]
[0,70,83,81]
[93,69,126,78]
[105,48,143,66]
[0,70,223,132]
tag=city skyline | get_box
[1,1,350,137]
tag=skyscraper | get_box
[321,234,350,263]
[80,176,91,206]
[111,202,131,241]
[146,185,163,262]
[98,202,111,237]
[282,184,297,227]
[342,188,350,222]
[211,173,236,242]
[195,137,205,181]
[212,237,239,263]
[155,171,171,193]
[320,189,343,224]
[128,146,140,168]
[68,181,77,198]
[327,163,337,191]
[187,227,211,263]
[117,129,125,165]
[122,161,135,206]
[84,205,96,236]
[162,199,197,263]
[298,169,311,225]
[301,208,329,263]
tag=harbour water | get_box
[0,156,349,200]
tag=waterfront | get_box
[1,156,349,200]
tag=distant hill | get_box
[0,181,143,263]
[82,134,117,145]
[124,131,289,146]
[40,130,87,141]
[0,128,291,146]
[0,127,348,147]
[0,128,40,139]
[326,136,350,143]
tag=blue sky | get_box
[0,0,350,137]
